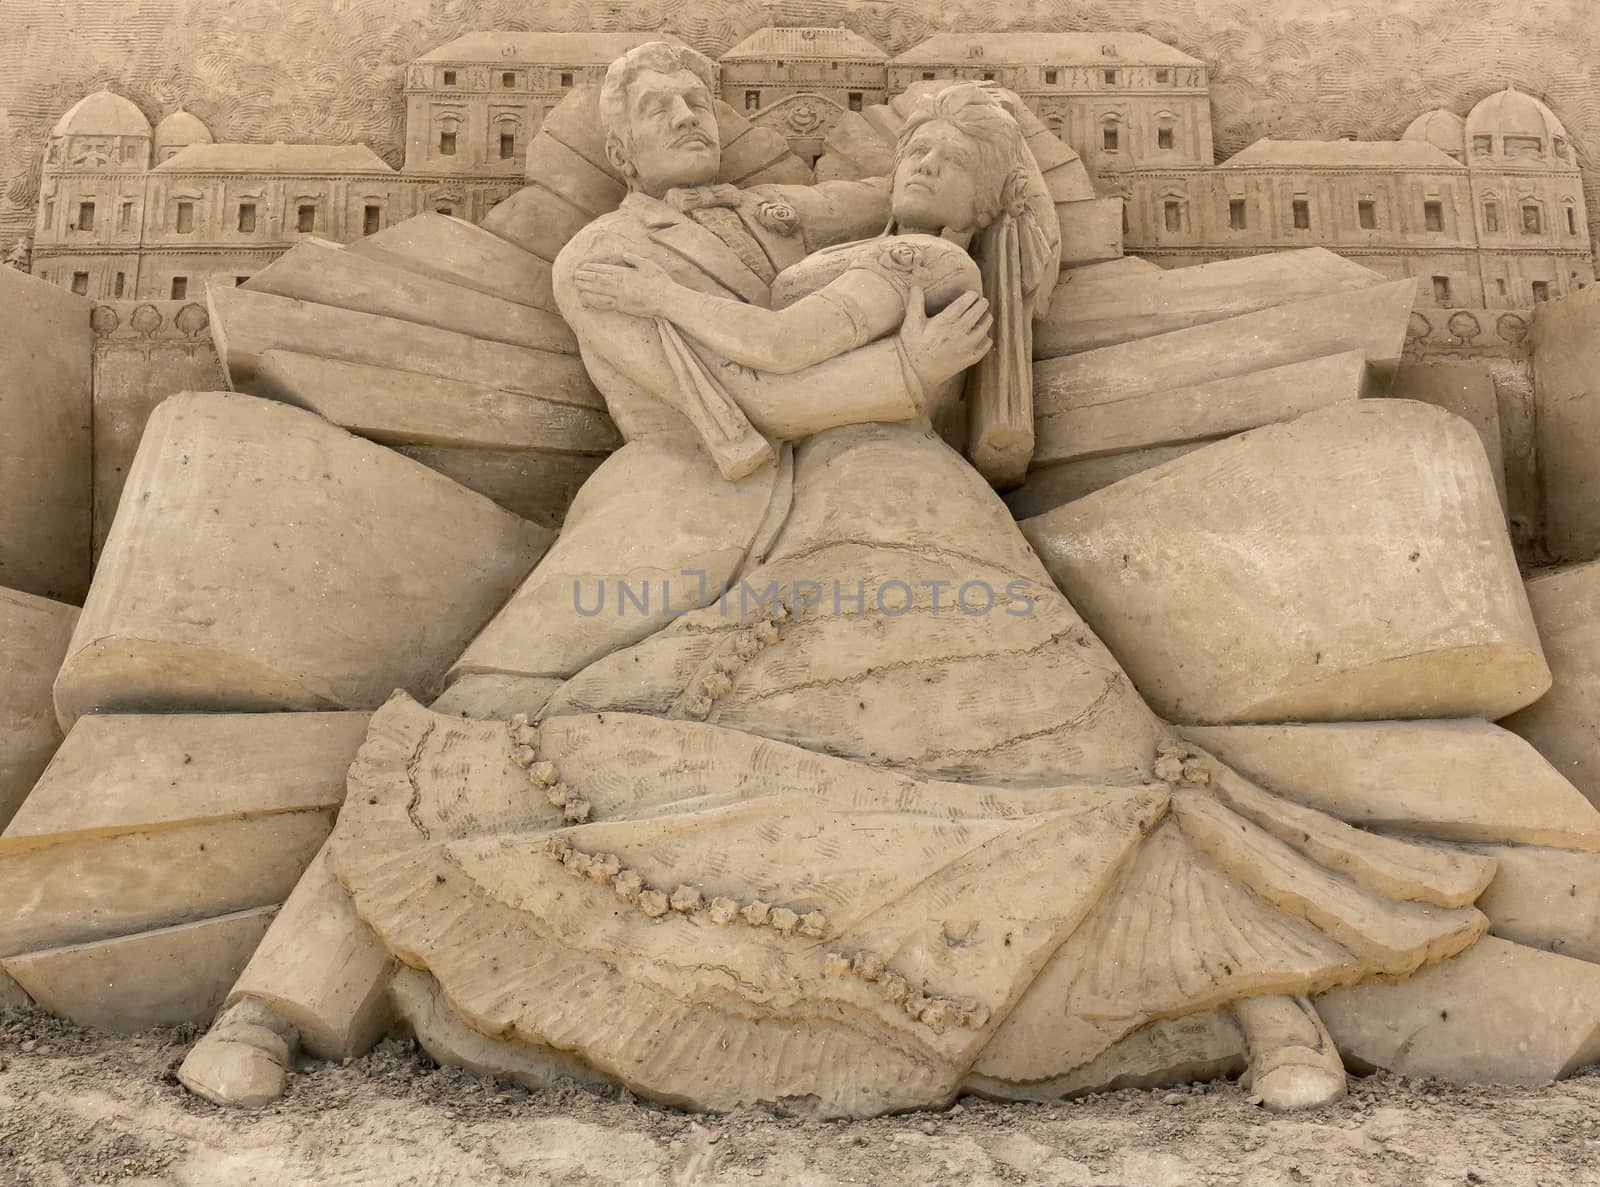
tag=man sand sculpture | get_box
[179,43,1497,1117]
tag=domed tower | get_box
[1402,108,1466,163]
[1463,84,1591,308]
[46,88,152,171]
[34,89,153,298]
[1466,84,1570,167]
[154,109,213,164]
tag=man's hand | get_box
[573,251,680,319]
[899,286,993,398]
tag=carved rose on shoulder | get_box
[754,199,799,236]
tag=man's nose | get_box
[667,97,698,128]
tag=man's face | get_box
[891,120,982,233]
[620,68,720,195]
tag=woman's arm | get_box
[572,252,911,374]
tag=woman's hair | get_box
[892,83,1030,230]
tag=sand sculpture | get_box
[6,35,1600,1120]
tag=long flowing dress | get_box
[329,411,1493,1115]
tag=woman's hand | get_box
[572,251,679,318]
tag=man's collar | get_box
[620,190,686,230]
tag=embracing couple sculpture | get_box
[180,42,1493,1117]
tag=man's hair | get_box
[599,42,720,166]
[894,83,1028,229]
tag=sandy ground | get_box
[2,1007,1599,1187]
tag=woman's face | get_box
[891,120,982,233]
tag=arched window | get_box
[1101,114,1124,153]
[493,113,522,162]
[1156,111,1178,152]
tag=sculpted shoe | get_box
[178,997,298,1108]
[1235,993,1348,1112]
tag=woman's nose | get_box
[668,98,698,128]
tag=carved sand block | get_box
[1023,401,1550,724]
[346,213,558,313]
[241,238,578,355]
[1389,359,1507,510]
[0,711,366,956]
[1181,720,1600,850]
[1032,349,1372,467]
[2,905,277,1031]
[207,284,600,409]
[1317,937,1600,1085]
[223,842,395,1060]
[1054,198,1124,267]
[1502,561,1600,808]
[1529,286,1600,560]
[1035,248,1386,357]
[0,266,92,603]
[1031,278,1416,416]
[250,350,618,527]
[1005,442,1205,520]
[54,392,551,725]
[0,588,77,832]
[1446,844,1600,963]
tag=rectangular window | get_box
[560,72,573,87]
[169,276,187,300]
[1229,198,1247,230]
[848,92,863,112]
[43,200,54,229]
[71,271,89,295]
[1103,124,1119,151]
[436,205,453,217]
[1163,200,1182,232]
[1155,69,1171,83]
[113,272,125,297]
[1103,69,1117,84]
[236,275,250,286]
[745,90,760,111]
[1424,200,1444,232]
[1432,275,1452,304]
[1358,200,1377,229]
[982,71,995,81]
[1292,198,1311,230]
[297,204,316,233]
[502,71,516,88]
[1158,125,1175,150]
[1523,204,1542,234]
[1483,201,1500,232]
[439,131,456,156]
[237,202,256,233]
[363,204,381,235]
[1472,134,1493,155]
[1533,280,1551,302]
[1044,69,1058,85]
[500,132,515,160]
[119,201,133,232]
[1496,278,1508,297]
[442,70,456,86]
[1567,206,1579,235]
[922,72,936,81]
[175,200,194,234]
[77,201,95,231]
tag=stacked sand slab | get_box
[0,266,92,602]
[4,907,278,1031]
[1503,561,1600,807]
[1009,254,1412,518]
[1023,401,1549,724]
[53,393,550,726]
[1389,359,1507,510]
[1528,286,1600,560]
[1318,937,1600,1085]
[0,588,78,831]
[0,712,366,955]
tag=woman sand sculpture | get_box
[182,63,1494,1117]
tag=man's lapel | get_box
[622,192,772,307]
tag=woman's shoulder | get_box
[771,234,982,311]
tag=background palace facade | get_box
[26,26,1595,309]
